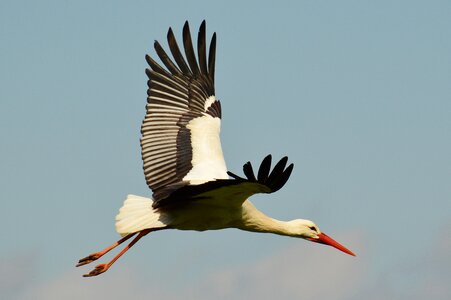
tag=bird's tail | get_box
[115,194,168,237]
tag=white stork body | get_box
[116,195,313,236]
[77,21,355,277]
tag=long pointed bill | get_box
[309,232,356,256]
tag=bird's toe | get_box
[76,253,101,267]
[83,264,109,277]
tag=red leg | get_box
[76,232,137,267]
[82,229,151,277]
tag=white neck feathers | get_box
[238,201,305,237]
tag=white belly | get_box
[165,201,243,231]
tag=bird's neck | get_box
[238,201,299,237]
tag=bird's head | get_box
[290,219,356,256]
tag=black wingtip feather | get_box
[145,54,171,77]
[227,171,242,180]
[266,156,288,184]
[234,155,294,193]
[183,21,200,76]
[257,155,272,183]
[270,163,294,192]
[154,41,181,75]
[208,32,216,84]
[243,161,257,182]
[167,27,191,74]
[198,20,208,75]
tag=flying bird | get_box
[77,21,355,277]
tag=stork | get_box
[77,21,355,277]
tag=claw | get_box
[83,263,109,277]
[76,253,102,267]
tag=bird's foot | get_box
[83,263,110,277]
[76,253,102,267]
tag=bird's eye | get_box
[309,226,317,232]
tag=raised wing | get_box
[153,155,294,208]
[142,21,228,201]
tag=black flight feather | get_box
[183,21,200,76]
[197,20,208,75]
[167,28,191,74]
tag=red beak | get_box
[308,232,356,256]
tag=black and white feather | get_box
[227,155,294,193]
[142,21,294,209]
[153,154,294,208]
[78,22,354,278]
[142,20,226,202]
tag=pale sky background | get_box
[1,0,450,299]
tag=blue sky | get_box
[1,0,450,299]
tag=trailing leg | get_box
[82,229,151,277]
[76,233,137,267]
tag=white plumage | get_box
[115,195,167,237]
[77,21,355,277]
[183,114,228,183]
